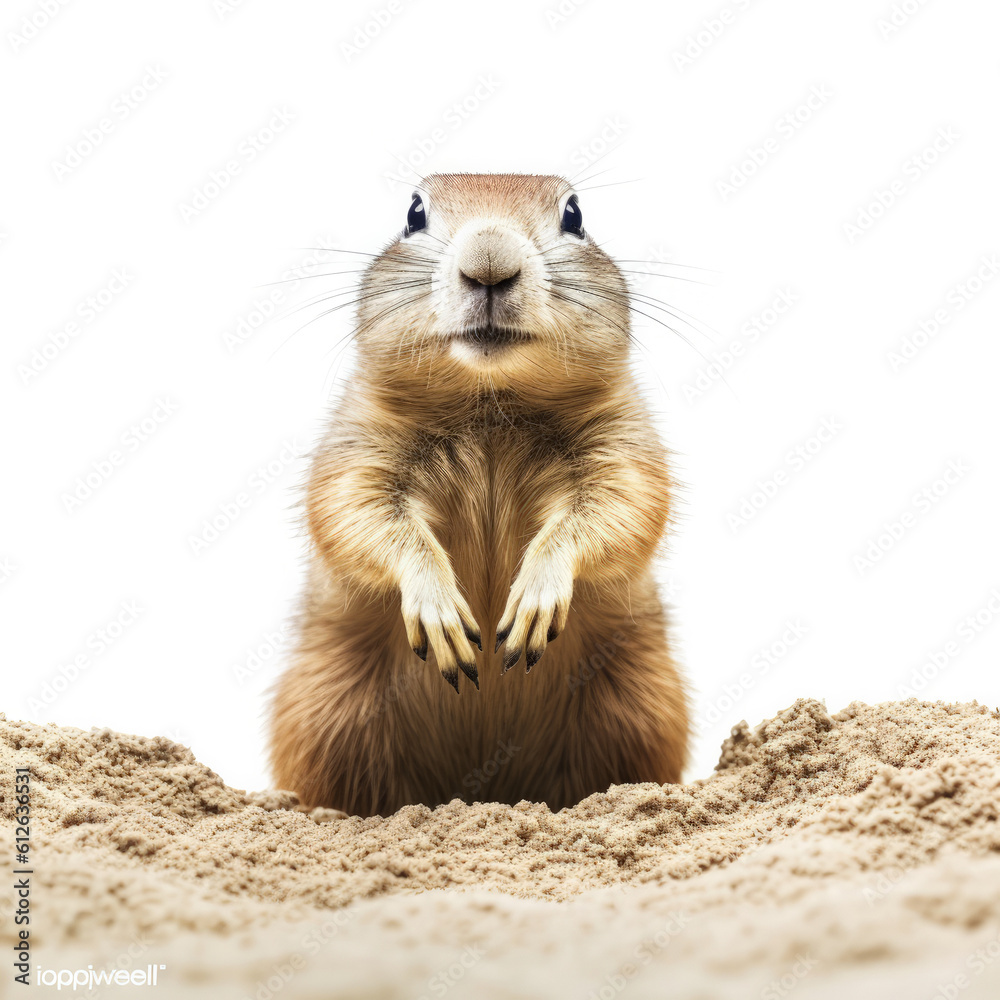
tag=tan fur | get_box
[268,173,690,817]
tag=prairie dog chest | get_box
[403,405,577,552]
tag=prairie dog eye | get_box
[405,194,426,235]
[560,193,584,237]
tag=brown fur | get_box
[268,174,690,816]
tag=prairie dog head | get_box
[355,174,630,393]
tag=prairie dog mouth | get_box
[454,325,531,348]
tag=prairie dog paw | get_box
[400,568,482,693]
[495,556,573,673]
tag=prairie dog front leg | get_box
[496,438,670,671]
[307,437,482,691]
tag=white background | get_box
[3,0,999,794]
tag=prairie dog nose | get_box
[455,225,523,287]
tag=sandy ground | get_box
[2,697,1000,999]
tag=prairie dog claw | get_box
[401,566,481,692]
[496,555,573,673]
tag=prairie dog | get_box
[269,173,690,817]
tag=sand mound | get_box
[3,698,999,998]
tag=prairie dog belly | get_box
[356,415,664,804]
